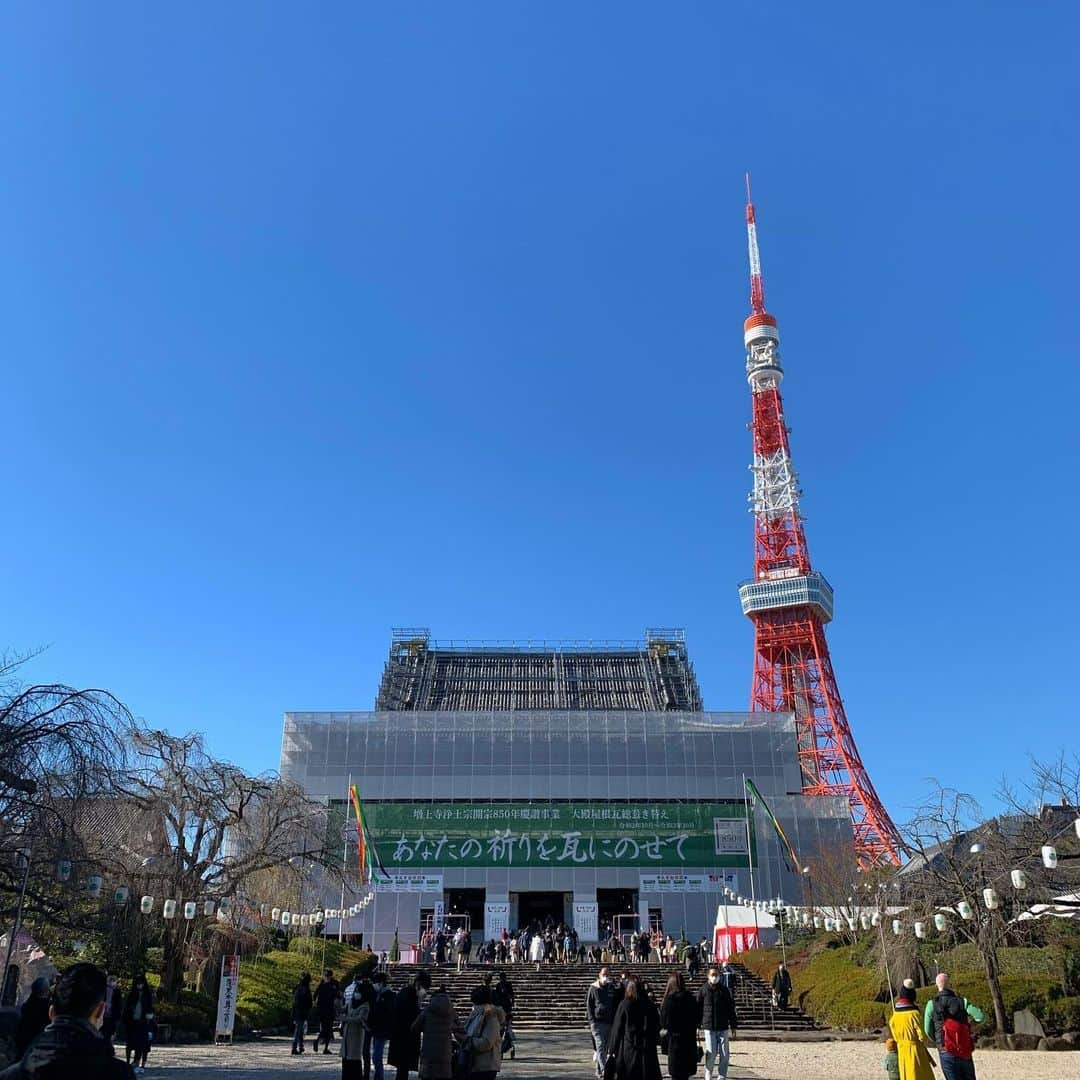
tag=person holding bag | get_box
[455,986,503,1080]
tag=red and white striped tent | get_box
[713,904,776,961]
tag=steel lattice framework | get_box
[737,179,903,867]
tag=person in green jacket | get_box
[923,973,984,1043]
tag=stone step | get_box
[382,961,821,1033]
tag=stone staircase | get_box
[384,962,819,1034]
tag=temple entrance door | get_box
[597,888,637,939]
[517,891,564,930]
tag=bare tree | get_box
[898,783,1071,1034]
[122,730,340,1000]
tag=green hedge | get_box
[155,990,217,1040]
[235,942,376,1032]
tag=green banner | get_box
[330,801,753,869]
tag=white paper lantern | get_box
[281,911,291,926]
[1042,846,1058,869]
[163,899,177,919]
[315,911,324,925]
[871,912,881,927]
[184,902,197,920]
[957,901,973,920]
[846,917,856,931]
[219,898,232,915]
[982,887,999,910]
[813,916,822,929]
[1074,818,1080,840]
[914,921,926,939]
[57,860,72,882]
[969,843,984,854]
[85,875,104,898]
[1011,869,1028,889]
[260,903,270,917]
[892,919,901,936]
[934,913,947,932]
[801,912,810,926]
[140,895,154,914]
[114,886,130,906]
[860,914,870,930]
[271,907,281,922]
[204,900,215,916]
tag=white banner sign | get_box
[639,872,736,893]
[573,902,599,941]
[485,902,510,940]
[214,955,240,1041]
[376,874,443,894]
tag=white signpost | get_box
[214,955,240,1043]
[573,902,599,941]
[485,902,510,940]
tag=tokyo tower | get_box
[736,178,903,867]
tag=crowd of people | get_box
[417,919,715,975]
[292,964,517,1080]
[587,964,738,1080]
[0,963,155,1079]
[886,974,984,1080]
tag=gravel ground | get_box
[144,1033,1076,1080]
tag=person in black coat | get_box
[14,980,51,1057]
[290,973,313,1055]
[606,976,662,1080]
[697,968,737,1080]
[312,969,340,1054]
[121,975,154,1070]
[387,970,429,1080]
[659,972,701,1080]
[0,963,133,1080]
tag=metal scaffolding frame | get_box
[375,628,704,713]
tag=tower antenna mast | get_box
[736,180,903,867]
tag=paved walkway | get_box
[146,1033,761,1079]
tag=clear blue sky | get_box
[3,3,1077,825]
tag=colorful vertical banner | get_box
[744,777,800,872]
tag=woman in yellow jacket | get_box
[888,983,935,1080]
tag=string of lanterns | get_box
[771,816,1079,941]
[50,858,378,931]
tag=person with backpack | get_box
[367,971,396,1080]
[922,973,982,1080]
[697,966,736,1080]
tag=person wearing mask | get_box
[14,980,51,1057]
[0,963,133,1080]
[887,982,934,1080]
[771,963,792,1010]
[340,982,371,1080]
[367,972,396,1080]
[388,970,429,1080]
[659,971,701,1080]
[586,966,621,1079]
[313,968,341,1054]
[922,973,983,1080]
[606,975,661,1080]
[291,973,313,1055]
[697,966,737,1080]
[121,975,154,1072]
[455,986,504,1080]
[411,984,453,1080]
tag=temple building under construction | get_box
[279,628,850,952]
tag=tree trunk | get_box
[981,935,1008,1034]
[160,920,191,1003]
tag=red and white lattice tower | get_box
[737,178,902,867]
